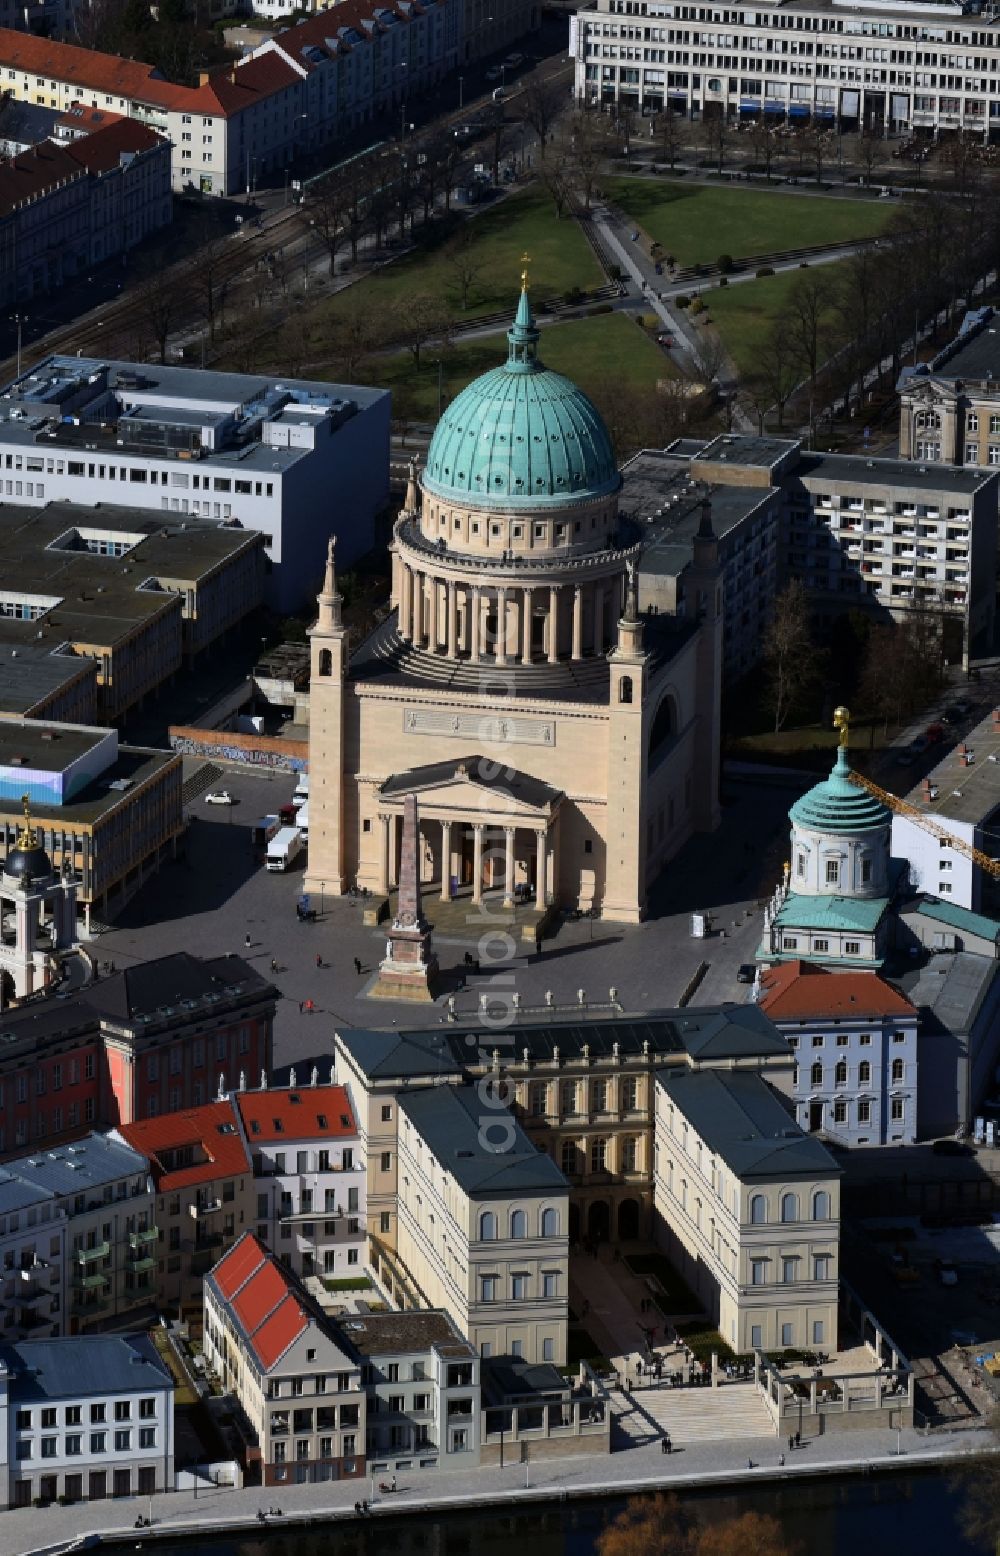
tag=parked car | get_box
[948,699,973,719]
[909,734,931,754]
[503,52,524,67]
[485,65,503,80]
[926,722,945,745]
[935,1258,959,1287]
[736,964,756,984]
[204,790,234,806]
[656,332,675,347]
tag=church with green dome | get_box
[305,278,724,926]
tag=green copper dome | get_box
[789,747,891,835]
[422,288,621,511]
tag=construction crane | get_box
[831,705,1000,881]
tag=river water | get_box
[141,1468,980,1556]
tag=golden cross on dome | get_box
[520,252,531,291]
[17,792,37,850]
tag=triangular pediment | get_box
[379,754,562,818]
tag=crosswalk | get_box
[613,1381,777,1447]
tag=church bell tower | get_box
[306,537,347,897]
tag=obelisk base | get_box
[368,925,439,1003]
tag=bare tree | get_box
[689,330,729,388]
[445,231,484,312]
[326,302,390,380]
[656,109,688,172]
[756,323,799,428]
[749,117,777,183]
[520,74,563,159]
[396,292,450,371]
[762,579,817,733]
[562,109,608,213]
[701,110,733,174]
[306,178,347,276]
[787,268,834,437]
[133,272,185,364]
[184,232,233,343]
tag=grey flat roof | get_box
[0,1333,171,1401]
[338,1309,473,1358]
[695,434,800,470]
[0,742,177,828]
[796,451,994,495]
[0,717,109,773]
[657,1068,841,1179]
[900,706,1000,827]
[622,450,777,579]
[7,1132,148,1197]
[0,643,94,714]
[87,952,273,1024]
[0,1168,55,1215]
[398,1084,568,1197]
[335,1007,787,1083]
[898,951,1000,1034]
[901,309,1000,387]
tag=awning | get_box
[789,105,809,117]
[739,102,761,114]
[815,105,835,117]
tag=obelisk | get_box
[368,792,439,1002]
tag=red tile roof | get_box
[253,1293,310,1370]
[758,960,916,1021]
[212,1232,267,1301]
[117,1099,250,1191]
[0,28,303,119]
[209,1232,309,1370]
[270,0,426,67]
[64,118,165,174]
[0,139,83,219]
[236,1084,357,1144]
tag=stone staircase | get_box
[613,1381,776,1447]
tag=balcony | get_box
[75,1242,110,1264]
[189,1198,222,1219]
[129,1255,156,1274]
[129,1227,158,1249]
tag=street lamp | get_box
[9,312,26,380]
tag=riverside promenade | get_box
[16,1420,995,1556]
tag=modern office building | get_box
[0,952,276,1159]
[891,706,1000,913]
[0,644,97,725]
[571,0,1000,142]
[653,1067,842,1355]
[0,718,182,923]
[0,358,389,611]
[623,440,784,678]
[0,1332,174,1508]
[759,960,918,1146]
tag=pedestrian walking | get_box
[304,998,315,1014]
[794,1430,801,1448]
[315,952,323,969]
[354,957,362,975]
[298,1000,304,1013]
[391,1474,397,1492]
[788,1434,794,1453]
[779,1453,785,1468]
[245,933,252,949]
[747,1458,753,1471]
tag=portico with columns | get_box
[306,275,723,928]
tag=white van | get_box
[296,800,309,844]
[292,773,309,809]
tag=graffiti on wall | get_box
[169,726,307,774]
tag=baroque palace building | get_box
[307,279,723,923]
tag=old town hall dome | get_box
[422,286,621,512]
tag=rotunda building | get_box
[305,281,724,926]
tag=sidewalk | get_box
[11,1420,992,1555]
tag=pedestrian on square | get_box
[298,1000,304,1013]
[779,1453,785,1468]
[795,1430,801,1448]
[354,957,362,975]
[788,1434,794,1453]
[304,998,315,1014]
[245,933,251,949]
[315,952,323,969]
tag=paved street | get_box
[7,1415,988,1556]
[89,764,802,1071]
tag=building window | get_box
[90,1433,106,1454]
[751,1259,767,1286]
[591,1138,607,1173]
[621,1137,638,1173]
[858,1061,871,1084]
[810,1062,823,1087]
[543,1271,559,1298]
[560,1081,577,1117]
[835,1060,847,1087]
[749,1194,767,1225]
[796,853,805,879]
[813,938,829,954]
[530,1083,547,1117]
[812,1321,825,1344]
[621,1076,638,1111]
[812,1190,831,1220]
[833,1099,847,1124]
[561,1140,579,1176]
[891,1059,904,1083]
[541,1208,559,1237]
[480,1275,497,1302]
[511,1274,527,1300]
[844,941,861,956]
[780,1193,798,1223]
[814,1255,831,1281]
[891,1098,904,1122]
[510,1210,527,1239]
[479,1211,497,1241]
[114,1431,130,1452]
[861,858,873,883]
[858,1098,872,1124]
[781,1258,797,1284]
[824,859,840,885]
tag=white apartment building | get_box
[1,1134,155,1337]
[0,0,461,198]
[759,961,919,1146]
[654,1067,842,1354]
[395,1084,570,1367]
[572,0,1000,142]
[0,355,390,612]
[236,1081,366,1285]
[0,1333,174,1508]
[0,1168,64,1342]
[348,1309,481,1472]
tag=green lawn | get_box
[377,311,669,422]
[604,178,894,268]
[701,267,842,379]
[320,186,604,327]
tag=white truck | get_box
[265,826,304,872]
[292,773,309,809]
[296,800,308,844]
